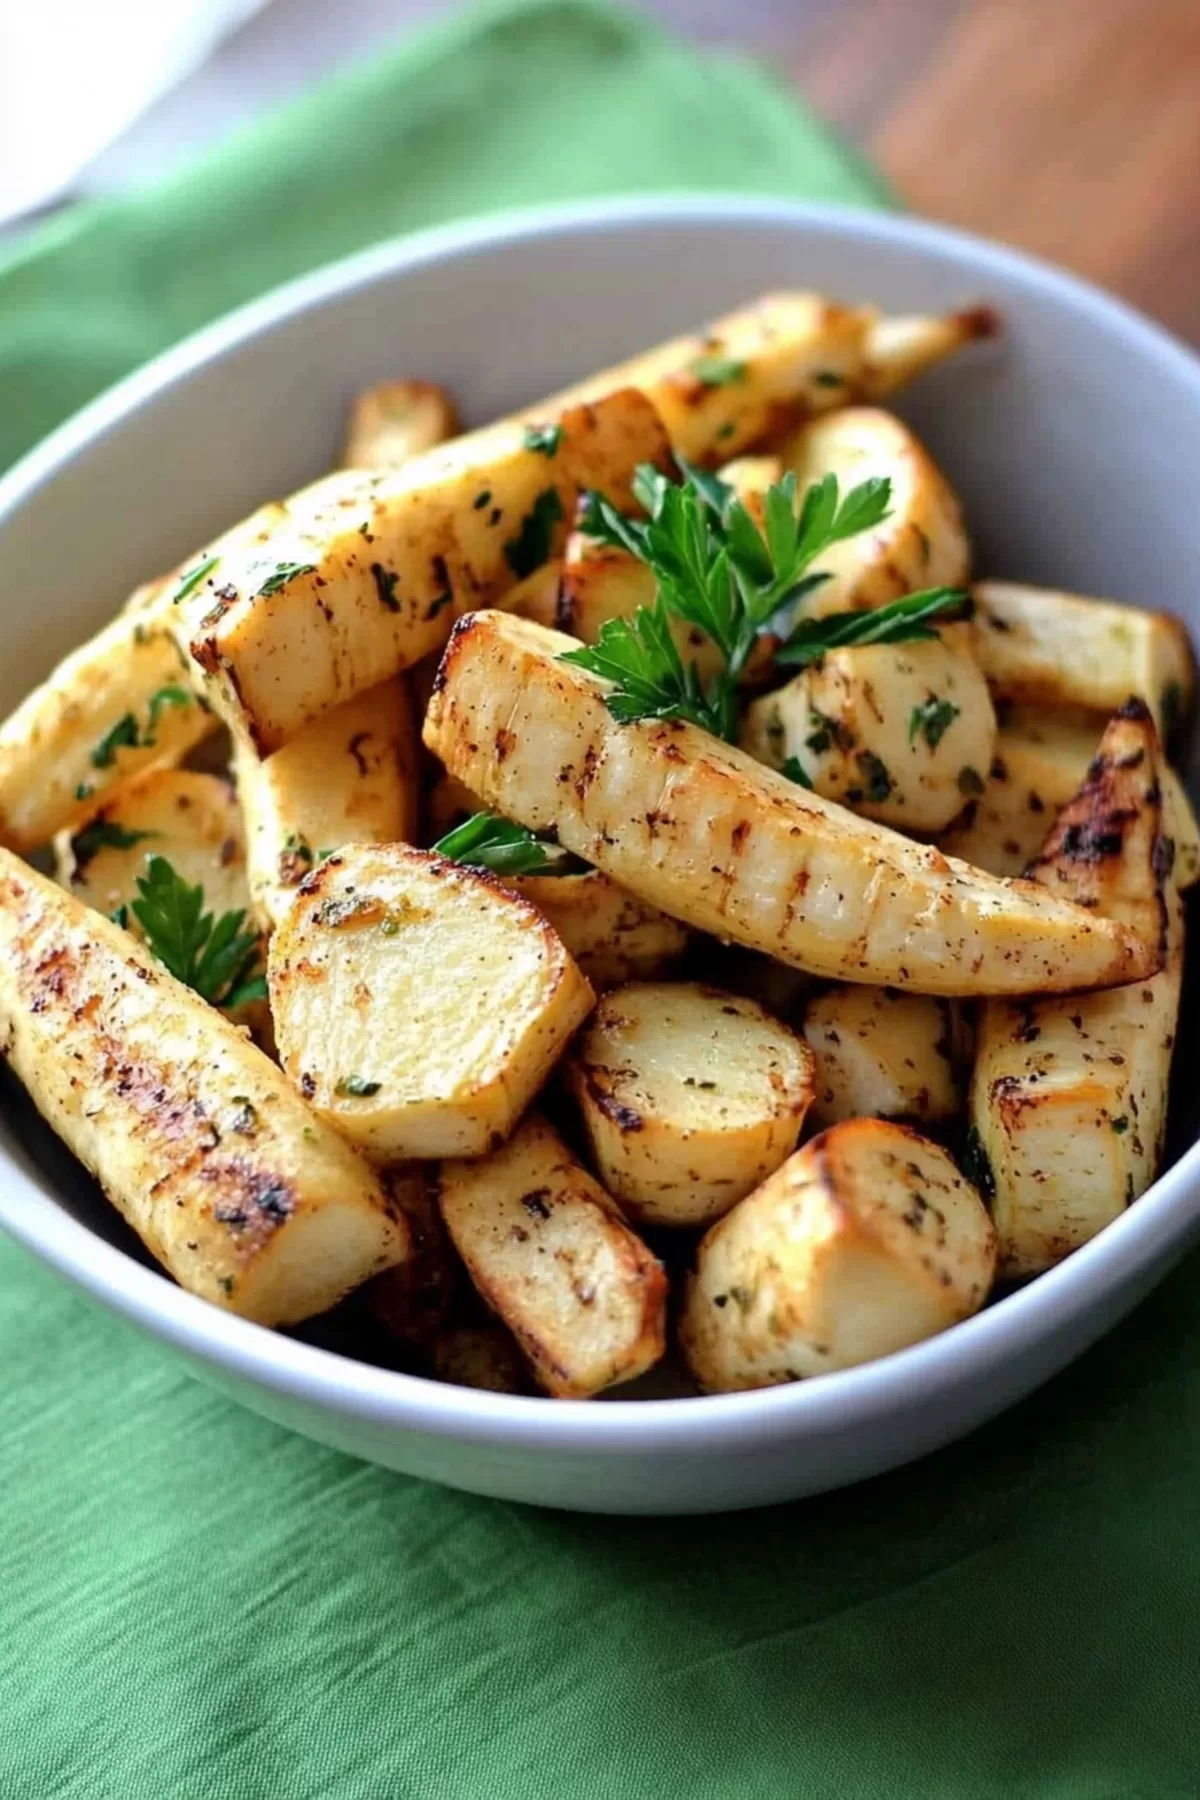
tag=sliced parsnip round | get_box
[802,986,962,1128]
[679,1119,996,1391]
[435,1112,667,1398]
[236,676,419,933]
[269,843,594,1161]
[741,624,996,831]
[55,768,251,928]
[777,406,970,616]
[509,871,688,988]
[567,982,815,1228]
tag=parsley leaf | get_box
[69,819,155,872]
[779,756,813,789]
[774,586,971,670]
[131,856,266,1010]
[173,556,220,605]
[523,424,563,457]
[432,811,581,878]
[255,562,317,598]
[90,713,140,769]
[689,356,748,387]
[561,597,734,738]
[336,1075,382,1098]
[909,695,961,749]
[146,685,191,737]
[504,489,565,579]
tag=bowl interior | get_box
[3,195,1200,1399]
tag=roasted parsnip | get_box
[941,710,1200,884]
[0,582,216,852]
[802,986,963,1128]
[506,872,689,988]
[777,407,970,616]
[527,295,992,465]
[741,623,996,832]
[972,581,1195,733]
[679,1119,996,1391]
[435,1113,667,1397]
[567,982,815,1227]
[268,842,594,1161]
[54,767,252,944]
[424,610,1155,996]
[236,677,419,932]
[0,850,406,1323]
[176,389,673,754]
[341,379,460,469]
[968,702,1183,1276]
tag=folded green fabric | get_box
[2,4,1198,1797]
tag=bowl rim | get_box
[3,188,1200,1459]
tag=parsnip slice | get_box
[567,982,815,1227]
[776,407,970,616]
[507,871,688,988]
[802,986,963,1129]
[741,623,996,832]
[679,1119,996,1391]
[236,677,418,932]
[268,842,594,1161]
[968,703,1183,1276]
[972,581,1195,733]
[526,295,988,465]
[435,1113,667,1397]
[54,768,250,926]
[178,389,673,755]
[423,610,1155,997]
[340,379,460,469]
[0,583,216,852]
[0,850,406,1323]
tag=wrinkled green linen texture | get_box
[1,0,1197,1794]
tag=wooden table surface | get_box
[660,0,1200,344]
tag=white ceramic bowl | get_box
[3,196,1200,1515]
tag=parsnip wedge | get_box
[0,850,406,1323]
[679,1119,996,1391]
[506,871,689,988]
[341,379,460,470]
[435,1113,667,1398]
[776,407,971,617]
[177,389,672,755]
[968,702,1183,1276]
[423,610,1155,997]
[972,581,1195,733]
[0,582,216,852]
[268,842,594,1161]
[567,982,815,1227]
[54,768,251,934]
[741,623,996,832]
[525,295,989,465]
[235,678,418,932]
[802,986,963,1129]
[941,713,1200,885]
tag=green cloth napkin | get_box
[2,4,1198,1796]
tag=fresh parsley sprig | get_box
[432,812,580,878]
[130,855,267,1010]
[774,586,971,669]
[560,462,970,741]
